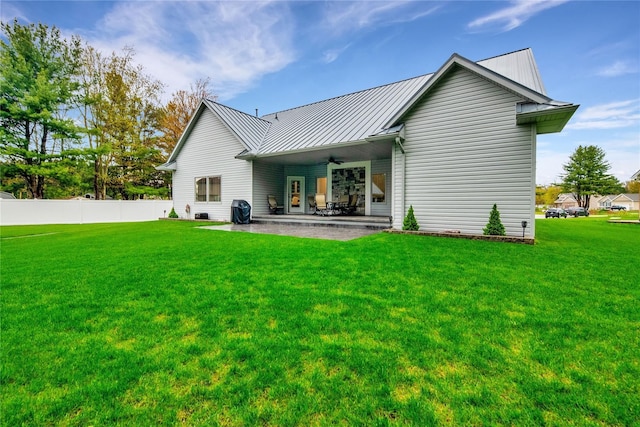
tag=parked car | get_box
[545,208,567,218]
[566,206,589,217]
[610,205,627,211]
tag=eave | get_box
[516,103,579,134]
[155,161,177,171]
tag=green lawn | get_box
[1,219,638,426]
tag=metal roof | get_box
[160,48,575,169]
[476,48,547,95]
[255,74,431,156]
[203,99,270,152]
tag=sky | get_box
[2,0,639,185]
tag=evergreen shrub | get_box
[403,205,420,231]
[483,204,506,236]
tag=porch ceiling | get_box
[250,139,394,165]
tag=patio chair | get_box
[315,193,330,216]
[307,194,317,214]
[267,195,284,214]
[344,194,358,215]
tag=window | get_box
[195,176,221,202]
[372,173,385,203]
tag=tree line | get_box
[1,20,214,199]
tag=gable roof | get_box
[611,193,639,202]
[159,48,577,169]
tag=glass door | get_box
[286,176,305,214]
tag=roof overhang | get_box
[516,103,579,134]
[155,161,177,171]
[237,137,395,165]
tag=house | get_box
[553,193,579,210]
[158,48,578,238]
[594,193,639,211]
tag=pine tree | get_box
[483,204,506,236]
[402,205,419,231]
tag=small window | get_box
[372,173,385,203]
[195,176,221,202]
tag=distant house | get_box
[554,194,579,209]
[158,48,578,238]
[600,193,639,211]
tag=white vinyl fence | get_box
[0,199,174,226]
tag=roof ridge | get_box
[206,98,273,125]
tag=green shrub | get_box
[402,205,420,231]
[168,207,179,218]
[483,203,506,236]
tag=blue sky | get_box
[3,0,639,185]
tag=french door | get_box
[286,176,305,214]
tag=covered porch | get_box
[248,135,398,219]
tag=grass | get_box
[1,218,638,425]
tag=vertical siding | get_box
[403,66,535,237]
[252,161,284,215]
[172,109,252,221]
[371,158,392,217]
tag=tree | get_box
[79,46,166,199]
[625,180,640,194]
[157,77,215,157]
[483,204,505,236]
[560,145,623,209]
[535,185,562,206]
[0,20,83,198]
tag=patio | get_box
[203,214,392,241]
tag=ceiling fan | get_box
[324,156,344,165]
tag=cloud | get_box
[597,60,638,77]
[322,44,351,64]
[316,1,439,63]
[321,1,438,33]
[468,0,569,32]
[83,1,296,102]
[0,3,28,24]
[567,100,640,130]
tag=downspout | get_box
[395,135,406,229]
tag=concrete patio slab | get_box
[200,222,383,241]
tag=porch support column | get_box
[392,139,406,229]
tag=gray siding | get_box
[252,161,284,215]
[402,65,536,237]
[172,109,252,221]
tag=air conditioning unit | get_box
[195,212,209,220]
